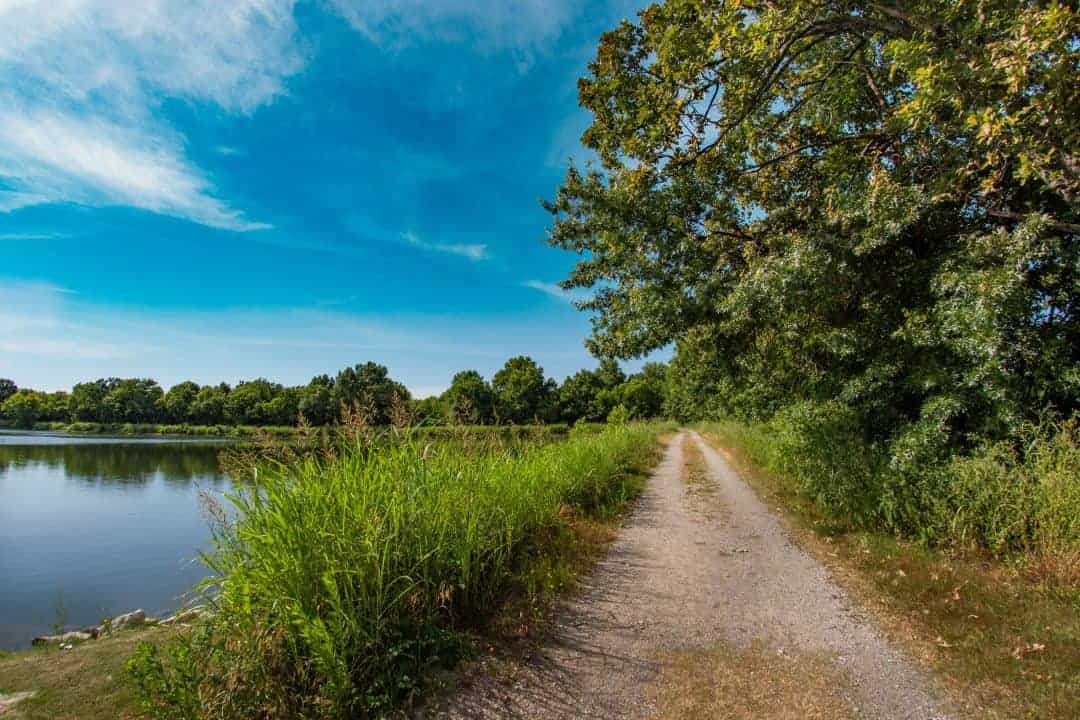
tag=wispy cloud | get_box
[0,231,71,241]
[524,280,589,303]
[402,231,489,261]
[0,108,270,231]
[327,0,576,55]
[0,0,303,229]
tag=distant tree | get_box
[225,379,283,426]
[262,386,301,426]
[616,363,667,419]
[334,362,411,426]
[557,369,607,423]
[40,391,71,422]
[190,384,230,425]
[0,379,16,404]
[595,358,625,390]
[492,356,556,424]
[163,381,201,424]
[411,396,447,426]
[298,375,336,425]
[69,379,112,422]
[2,390,44,428]
[103,379,165,423]
[442,370,494,424]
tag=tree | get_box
[0,379,16,404]
[69,379,111,422]
[334,362,411,426]
[262,386,301,427]
[299,375,336,425]
[411,396,447,426]
[441,370,495,424]
[548,0,1080,457]
[557,369,607,423]
[617,362,666,419]
[225,379,284,426]
[40,391,71,422]
[492,356,556,424]
[164,381,201,423]
[190,384,230,425]
[595,358,625,390]
[103,378,164,423]
[2,390,43,428]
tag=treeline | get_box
[549,0,1079,554]
[0,357,666,430]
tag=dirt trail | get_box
[427,432,952,719]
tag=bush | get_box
[703,411,1080,556]
[947,420,1080,554]
[128,424,659,718]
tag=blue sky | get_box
[0,0,654,397]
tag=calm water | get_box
[0,431,231,649]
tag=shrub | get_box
[703,412,1080,556]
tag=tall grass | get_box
[702,406,1080,557]
[128,424,659,718]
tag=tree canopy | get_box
[3,359,668,429]
[548,0,1079,459]
[492,356,557,424]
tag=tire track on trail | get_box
[426,432,952,719]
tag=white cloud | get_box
[0,231,71,240]
[0,1,303,113]
[0,0,303,229]
[0,108,270,230]
[401,231,489,261]
[524,279,589,303]
[327,0,575,54]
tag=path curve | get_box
[426,432,952,719]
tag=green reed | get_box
[128,423,659,719]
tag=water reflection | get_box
[0,441,225,486]
[0,432,231,649]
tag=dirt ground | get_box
[424,432,953,719]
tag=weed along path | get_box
[429,432,953,719]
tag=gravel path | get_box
[426,432,952,719]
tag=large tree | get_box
[2,390,43,428]
[492,356,557,424]
[102,378,164,423]
[335,362,411,426]
[442,370,495,424]
[164,381,201,424]
[190,384,230,425]
[549,0,1079,454]
[299,375,337,426]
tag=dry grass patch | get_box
[0,626,171,720]
[680,435,726,520]
[648,642,855,720]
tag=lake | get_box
[0,431,230,649]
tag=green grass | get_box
[0,626,169,720]
[701,405,1080,557]
[127,423,663,719]
[700,423,1080,719]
